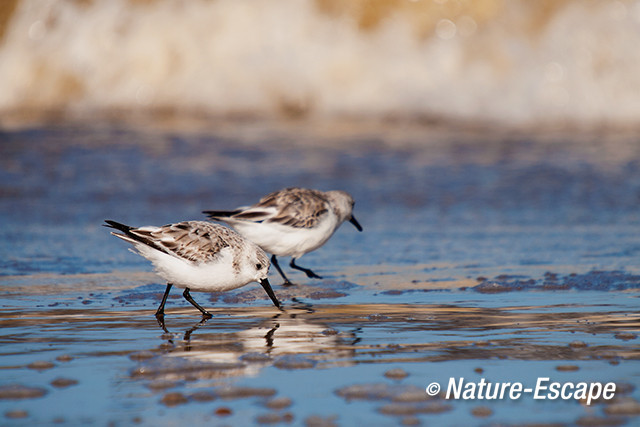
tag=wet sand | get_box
[1,277,638,425]
[1,119,639,425]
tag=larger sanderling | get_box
[104,220,281,320]
[203,187,362,285]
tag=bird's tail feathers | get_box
[104,219,173,257]
[202,210,241,220]
[103,220,133,233]
[104,219,154,247]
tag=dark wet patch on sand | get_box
[264,396,293,410]
[215,386,277,399]
[474,270,640,293]
[255,411,294,424]
[0,384,47,400]
[614,332,637,341]
[214,406,233,416]
[384,368,409,380]
[471,406,493,418]
[50,378,78,388]
[555,364,580,372]
[273,355,317,370]
[26,361,55,371]
[158,386,279,407]
[304,415,339,427]
[603,398,640,415]
[336,383,437,402]
[4,409,29,419]
[160,392,189,407]
[336,383,451,418]
[575,415,627,426]
[378,401,453,416]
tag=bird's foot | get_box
[305,270,323,279]
[289,259,322,280]
[155,312,168,332]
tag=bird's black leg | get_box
[155,283,173,331]
[290,258,322,279]
[182,288,213,319]
[183,317,209,345]
[155,283,173,319]
[271,255,293,286]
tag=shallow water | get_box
[1,120,640,425]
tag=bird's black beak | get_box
[260,278,281,309]
[349,215,363,232]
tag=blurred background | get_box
[1,0,640,128]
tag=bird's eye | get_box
[256,263,262,270]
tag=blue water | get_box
[1,122,639,425]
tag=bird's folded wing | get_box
[131,222,231,263]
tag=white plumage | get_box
[204,188,362,285]
[105,220,280,320]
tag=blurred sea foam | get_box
[1,0,639,127]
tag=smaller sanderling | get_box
[104,220,280,320]
[203,187,362,285]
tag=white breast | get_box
[231,213,340,258]
[134,244,253,292]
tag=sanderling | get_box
[203,188,362,285]
[104,220,281,320]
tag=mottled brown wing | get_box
[257,188,329,228]
[131,221,235,263]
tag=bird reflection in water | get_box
[140,305,357,382]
